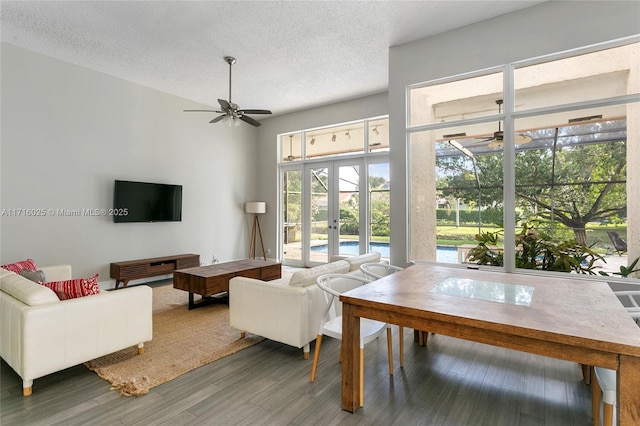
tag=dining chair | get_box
[310,273,393,407]
[359,261,404,278]
[591,366,616,426]
[612,290,640,325]
[588,289,640,425]
[360,262,408,365]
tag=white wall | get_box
[388,1,640,266]
[256,93,388,259]
[1,43,259,285]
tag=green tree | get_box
[436,123,627,245]
[283,170,302,243]
[371,192,390,236]
[514,138,626,245]
[368,174,390,237]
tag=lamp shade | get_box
[245,201,266,214]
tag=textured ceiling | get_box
[0,1,546,116]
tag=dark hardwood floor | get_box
[1,323,593,425]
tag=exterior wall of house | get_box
[388,0,640,267]
[0,43,259,284]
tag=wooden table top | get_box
[174,259,280,278]
[340,264,640,358]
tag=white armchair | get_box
[229,252,382,358]
[229,260,351,359]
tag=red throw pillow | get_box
[41,274,100,300]
[1,259,37,274]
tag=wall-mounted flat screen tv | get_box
[113,180,182,223]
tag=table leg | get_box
[341,303,360,412]
[188,292,229,310]
[618,355,640,425]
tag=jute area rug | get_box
[84,284,263,396]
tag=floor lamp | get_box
[246,202,266,260]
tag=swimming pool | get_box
[310,241,459,263]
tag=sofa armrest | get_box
[229,276,310,348]
[40,265,72,281]
[19,285,152,383]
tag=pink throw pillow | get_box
[1,259,37,274]
[41,274,101,300]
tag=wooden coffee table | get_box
[173,259,281,309]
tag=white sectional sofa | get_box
[0,265,153,396]
[229,252,381,358]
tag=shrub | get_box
[467,223,604,274]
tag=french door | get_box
[280,159,362,266]
[306,159,363,265]
[281,158,390,266]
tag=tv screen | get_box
[113,180,182,223]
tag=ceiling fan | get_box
[184,56,272,127]
[471,99,533,147]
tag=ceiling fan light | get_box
[225,115,240,127]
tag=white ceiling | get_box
[0,1,546,117]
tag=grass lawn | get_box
[435,224,626,250]
[311,224,626,252]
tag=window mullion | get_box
[503,65,516,273]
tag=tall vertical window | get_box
[408,39,640,279]
[282,169,302,262]
[369,162,390,254]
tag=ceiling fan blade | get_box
[515,134,533,144]
[470,137,493,146]
[239,115,261,127]
[239,109,272,115]
[218,99,232,111]
[210,114,227,124]
[190,58,271,126]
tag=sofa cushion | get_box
[289,260,350,287]
[41,274,101,300]
[1,258,37,274]
[0,270,60,306]
[345,252,382,271]
[20,269,47,283]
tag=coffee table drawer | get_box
[237,267,261,279]
[260,264,282,281]
[204,273,233,296]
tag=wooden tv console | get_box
[110,254,200,289]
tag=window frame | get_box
[406,35,640,281]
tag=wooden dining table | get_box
[339,264,640,424]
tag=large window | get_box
[279,117,389,266]
[408,39,640,279]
